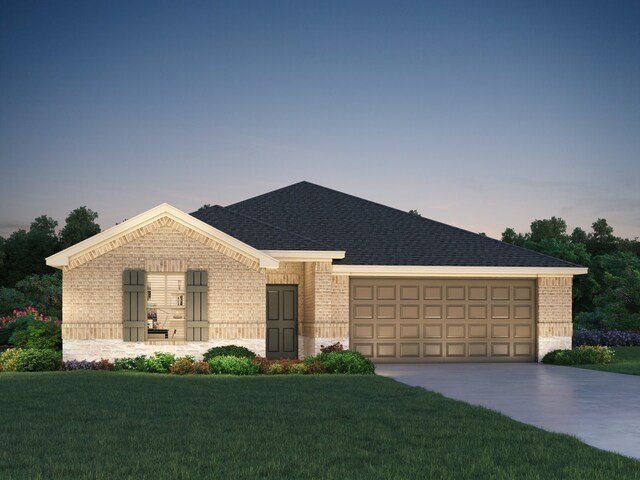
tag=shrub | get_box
[320,342,344,353]
[267,362,284,375]
[203,345,256,361]
[288,362,308,375]
[142,352,176,373]
[208,355,259,375]
[574,329,640,347]
[113,356,147,371]
[64,360,99,371]
[542,346,614,366]
[9,321,62,351]
[95,358,114,370]
[252,356,271,374]
[169,357,210,375]
[305,360,326,374]
[0,348,24,372]
[0,308,61,350]
[13,349,61,372]
[306,350,375,374]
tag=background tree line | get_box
[0,207,100,319]
[502,217,640,331]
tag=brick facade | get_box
[60,215,577,363]
[61,217,351,361]
[536,276,573,361]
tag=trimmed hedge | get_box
[203,345,257,361]
[542,346,614,366]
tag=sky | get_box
[1,0,639,240]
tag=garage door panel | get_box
[424,343,443,357]
[491,324,510,338]
[514,342,533,357]
[376,305,396,319]
[491,305,510,319]
[491,343,510,356]
[400,343,420,357]
[376,286,396,300]
[399,324,420,338]
[354,304,374,319]
[469,305,487,319]
[400,305,420,319]
[514,324,532,338]
[353,324,374,339]
[423,324,443,338]
[468,342,488,357]
[376,324,396,339]
[468,324,487,338]
[446,343,466,357]
[353,343,374,357]
[447,286,465,300]
[446,324,465,338]
[514,305,532,319]
[446,305,465,319]
[354,286,373,300]
[376,343,396,357]
[469,286,487,300]
[514,286,532,301]
[424,305,442,319]
[400,286,420,300]
[351,278,535,363]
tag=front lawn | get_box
[577,346,640,375]
[0,373,637,479]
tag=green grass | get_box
[577,346,640,375]
[0,373,637,479]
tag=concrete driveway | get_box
[376,363,640,460]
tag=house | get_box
[46,181,587,362]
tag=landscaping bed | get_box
[0,373,638,479]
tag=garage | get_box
[350,278,536,362]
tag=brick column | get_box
[537,276,573,361]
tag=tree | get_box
[529,217,567,243]
[570,227,588,245]
[0,230,29,286]
[501,227,526,246]
[59,206,101,249]
[27,215,60,276]
[408,209,422,217]
[587,218,617,256]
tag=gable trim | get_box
[46,203,279,270]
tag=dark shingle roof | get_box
[194,181,580,268]
[190,204,335,251]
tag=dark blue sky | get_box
[1,0,639,239]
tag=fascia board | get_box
[261,250,346,262]
[331,265,588,277]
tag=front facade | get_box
[47,182,585,363]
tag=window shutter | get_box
[186,271,208,341]
[123,270,145,342]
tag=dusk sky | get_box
[1,0,639,240]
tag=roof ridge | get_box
[201,204,338,250]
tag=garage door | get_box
[350,278,536,362]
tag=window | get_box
[146,273,186,340]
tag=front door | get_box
[266,285,298,359]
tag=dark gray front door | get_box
[266,285,298,359]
